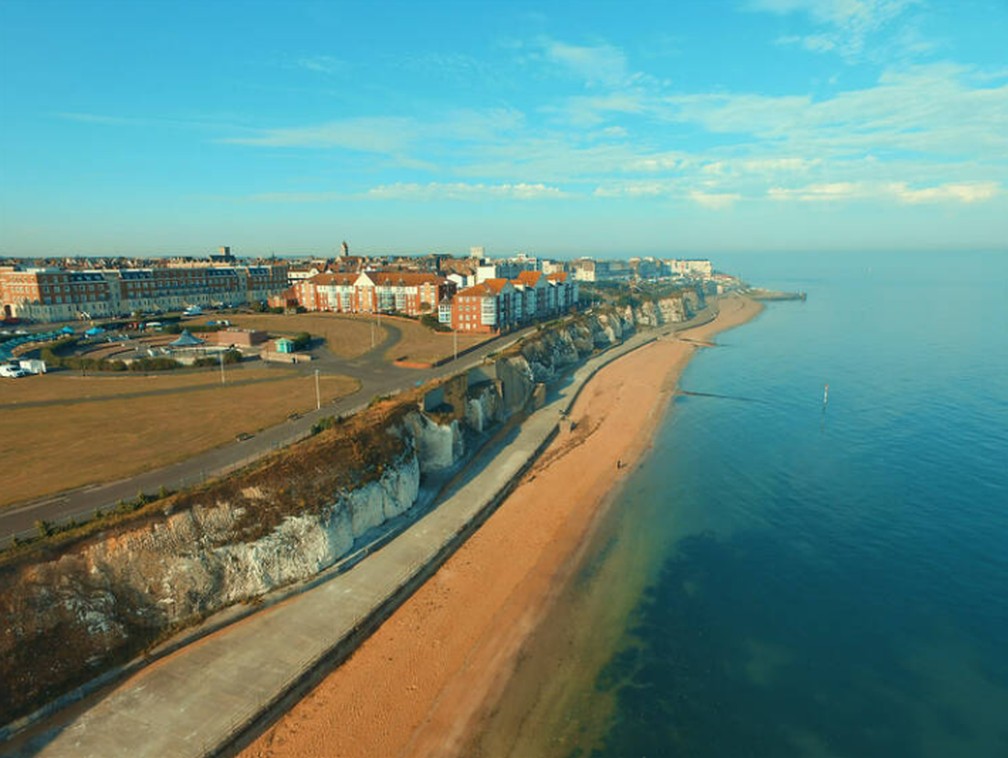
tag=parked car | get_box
[1,364,27,378]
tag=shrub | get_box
[129,357,181,371]
[420,313,450,332]
[291,332,312,350]
[310,415,337,435]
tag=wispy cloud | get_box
[246,182,569,203]
[661,64,1008,159]
[750,0,920,60]
[295,55,345,75]
[222,108,524,155]
[55,110,247,132]
[591,181,742,208]
[541,38,632,87]
[768,181,865,201]
[624,152,688,172]
[769,180,1001,203]
[593,180,676,198]
[689,190,742,209]
[221,117,415,151]
[547,91,646,127]
[889,181,1000,203]
[57,111,139,126]
[226,38,1006,216]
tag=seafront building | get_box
[275,271,455,317]
[1,259,288,323]
[571,256,712,282]
[439,271,577,333]
[271,264,578,334]
[2,247,707,329]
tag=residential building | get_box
[448,278,518,333]
[439,270,578,333]
[664,258,713,278]
[1,262,288,322]
[276,271,455,317]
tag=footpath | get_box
[15,309,714,758]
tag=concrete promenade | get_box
[21,311,711,758]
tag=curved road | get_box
[0,323,539,546]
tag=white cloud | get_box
[741,157,820,173]
[365,182,567,201]
[551,91,646,126]
[769,180,1001,203]
[888,181,1000,204]
[593,181,674,198]
[752,0,919,59]
[247,182,569,203]
[597,125,629,139]
[541,39,631,87]
[769,182,866,201]
[221,44,1005,217]
[750,0,916,28]
[625,153,687,172]
[662,64,1008,160]
[689,191,742,209]
[590,182,740,208]
[663,92,812,136]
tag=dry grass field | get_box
[1,367,285,404]
[0,369,359,507]
[385,318,491,364]
[219,312,490,364]
[223,313,388,358]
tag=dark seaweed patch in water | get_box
[590,530,927,757]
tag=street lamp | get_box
[314,368,321,410]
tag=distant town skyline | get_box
[1,0,1006,257]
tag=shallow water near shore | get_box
[474,250,1008,757]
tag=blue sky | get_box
[1,0,1006,258]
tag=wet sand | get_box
[241,295,764,758]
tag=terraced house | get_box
[276,271,455,317]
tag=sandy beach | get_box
[241,294,763,758]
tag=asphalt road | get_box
[0,323,539,545]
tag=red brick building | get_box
[274,271,455,317]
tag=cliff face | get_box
[627,289,704,327]
[0,303,668,725]
[0,439,424,722]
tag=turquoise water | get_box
[493,251,1008,757]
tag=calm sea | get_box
[475,250,1008,758]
